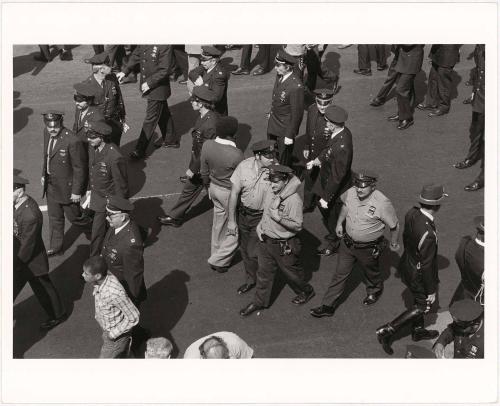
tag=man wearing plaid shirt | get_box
[82,256,139,358]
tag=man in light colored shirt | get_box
[82,256,139,358]
[184,331,253,359]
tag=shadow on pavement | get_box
[13,91,33,134]
[299,228,321,281]
[323,51,341,77]
[140,269,191,358]
[13,52,49,78]
[235,123,252,153]
[13,244,88,358]
[414,70,428,105]
[132,197,165,247]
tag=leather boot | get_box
[376,308,423,355]
[411,314,439,342]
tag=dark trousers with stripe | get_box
[136,99,176,156]
[396,73,416,120]
[238,209,262,284]
[426,62,454,112]
[375,56,399,100]
[168,175,204,220]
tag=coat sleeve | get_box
[418,231,438,294]
[122,46,141,76]
[304,107,313,150]
[17,213,40,264]
[147,46,174,90]
[199,142,210,185]
[111,156,129,198]
[285,84,304,139]
[323,146,351,201]
[123,243,145,302]
[68,136,88,196]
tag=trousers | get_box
[90,211,108,257]
[100,331,131,358]
[375,56,399,100]
[168,175,205,220]
[136,99,176,156]
[426,62,453,112]
[238,208,262,284]
[396,73,416,120]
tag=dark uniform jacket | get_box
[73,106,105,141]
[454,236,484,301]
[435,320,484,358]
[394,45,424,74]
[267,73,305,139]
[429,44,461,68]
[189,110,219,174]
[122,45,174,101]
[312,127,353,202]
[101,220,146,304]
[14,196,49,277]
[399,207,439,295]
[42,127,87,203]
[304,104,330,159]
[472,44,485,114]
[82,74,126,122]
[189,62,230,116]
[88,143,128,212]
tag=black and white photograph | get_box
[2,2,498,404]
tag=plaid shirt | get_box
[93,273,139,339]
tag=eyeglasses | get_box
[74,94,88,102]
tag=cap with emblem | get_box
[418,184,448,206]
[251,140,276,154]
[216,116,238,139]
[474,216,484,233]
[314,88,335,103]
[405,345,436,359]
[73,82,96,98]
[324,105,348,124]
[268,164,293,182]
[449,299,483,323]
[87,120,112,137]
[14,174,29,188]
[191,85,217,103]
[106,196,134,213]
[274,49,297,65]
[284,44,307,57]
[201,46,223,59]
[42,110,64,123]
[85,52,111,66]
[353,170,378,188]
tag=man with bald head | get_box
[183,331,254,359]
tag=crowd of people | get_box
[13,44,485,358]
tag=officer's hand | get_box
[268,208,281,222]
[122,122,130,133]
[256,225,264,242]
[141,82,150,93]
[70,194,81,203]
[40,176,45,186]
[284,137,294,145]
[319,198,328,209]
[186,169,194,179]
[303,150,310,160]
[389,242,400,252]
[335,223,343,238]
[433,343,445,359]
[207,187,212,201]
[426,293,436,305]
[265,112,270,119]
[116,72,126,83]
[227,220,238,236]
[194,77,204,86]
[306,160,314,170]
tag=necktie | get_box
[47,136,55,174]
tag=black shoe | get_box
[240,303,264,317]
[464,181,484,192]
[411,328,439,342]
[210,264,228,273]
[153,139,166,148]
[353,69,372,76]
[157,215,182,227]
[232,67,250,75]
[377,64,388,71]
[454,159,475,169]
[387,113,399,122]
[47,249,63,257]
[237,283,256,295]
[34,53,50,62]
[416,103,437,111]
[179,175,188,183]
[310,305,335,318]
[292,289,315,305]
[376,324,395,355]
[129,150,144,160]
[370,97,385,107]
[397,119,414,130]
[363,291,382,306]
[59,49,73,61]
[428,109,448,117]
[252,67,266,76]
[40,314,66,330]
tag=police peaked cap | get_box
[268,164,293,181]
[201,46,223,58]
[42,110,64,122]
[73,82,96,98]
[106,196,134,213]
[324,105,348,123]
[192,85,217,103]
[353,170,378,187]
[216,116,239,138]
[14,174,29,186]
[85,52,111,65]
[87,120,112,136]
[251,140,276,154]
[314,88,335,101]
[274,49,297,65]
[450,299,483,322]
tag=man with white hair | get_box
[184,331,254,359]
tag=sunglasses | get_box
[74,94,90,102]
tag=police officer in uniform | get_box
[41,110,88,256]
[14,175,66,330]
[116,45,178,159]
[306,105,353,256]
[454,44,485,191]
[72,82,105,142]
[370,45,400,107]
[85,120,129,257]
[240,165,315,317]
[310,171,400,318]
[433,299,483,359]
[450,216,484,305]
[82,52,127,146]
[157,86,218,227]
[101,196,146,306]
[417,44,461,116]
[303,89,335,212]
[188,46,230,116]
[267,49,305,166]
[376,184,448,355]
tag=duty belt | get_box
[343,233,384,249]
[262,234,292,244]
[239,206,263,216]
